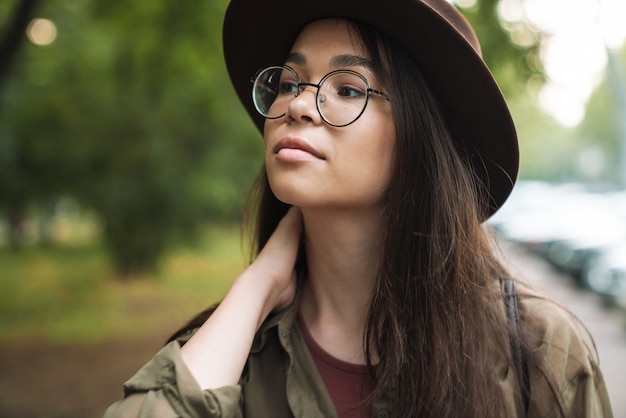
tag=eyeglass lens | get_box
[252,66,371,127]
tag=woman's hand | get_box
[180,206,303,390]
[249,206,303,312]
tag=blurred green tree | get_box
[0,0,42,245]
[0,0,261,275]
[575,44,626,184]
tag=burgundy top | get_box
[297,313,373,418]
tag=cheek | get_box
[373,145,396,195]
[370,125,396,183]
[343,125,396,196]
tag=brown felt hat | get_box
[222,0,519,218]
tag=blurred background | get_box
[0,0,625,416]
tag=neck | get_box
[299,207,384,364]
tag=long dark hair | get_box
[352,21,510,416]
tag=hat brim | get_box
[223,0,519,218]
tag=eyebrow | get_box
[285,52,375,73]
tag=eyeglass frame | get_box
[250,65,392,127]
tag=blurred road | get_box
[502,240,626,416]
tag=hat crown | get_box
[421,0,482,56]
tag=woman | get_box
[104,0,613,417]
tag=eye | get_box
[325,72,368,99]
[278,80,299,95]
[337,85,366,98]
[277,71,299,95]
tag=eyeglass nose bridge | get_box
[295,81,332,116]
[289,82,326,122]
[295,81,320,97]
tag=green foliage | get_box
[0,0,262,273]
[575,46,626,184]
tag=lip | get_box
[273,137,326,161]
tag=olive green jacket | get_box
[103,287,613,418]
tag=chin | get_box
[268,181,301,206]
[271,190,308,208]
[267,172,313,205]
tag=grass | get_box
[0,224,245,344]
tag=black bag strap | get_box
[501,278,530,413]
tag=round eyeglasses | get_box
[250,65,391,127]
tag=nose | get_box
[285,85,323,125]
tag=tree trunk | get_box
[0,0,42,91]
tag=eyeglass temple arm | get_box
[369,89,391,102]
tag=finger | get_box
[274,206,303,242]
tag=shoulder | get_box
[517,286,596,372]
[516,285,605,406]
[514,285,614,416]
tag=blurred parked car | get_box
[584,242,626,308]
[491,180,626,305]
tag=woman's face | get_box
[264,19,396,213]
